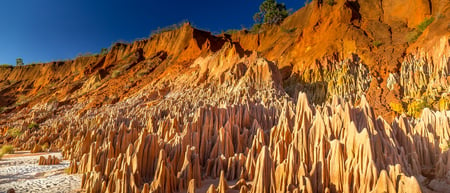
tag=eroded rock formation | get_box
[38,155,61,165]
[0,0,449,192]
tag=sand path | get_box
[0,151,81,193]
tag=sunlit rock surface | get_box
[0,0,449,192]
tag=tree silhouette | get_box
[253,0,289,25]
[16,58,23,66]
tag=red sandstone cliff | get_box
[0,0,449,192]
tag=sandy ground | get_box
[0,151,81,193]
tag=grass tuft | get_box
[0,145,14,155]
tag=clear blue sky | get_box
[0,0,304,65]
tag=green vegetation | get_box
[373,40,383,47]
[28,122,39,130]
[111,70,122,78]
[16,58,24,66]
[100,48,109,55]
[389,102,405,115]
[447,140,450,151]
[406,96,432,117]
[0,64,12,68]
[304,0,311,6]
[282,27,297,33]
[326,0,336,6]
[250,24,262,33]
[444,140,450,151]
[0,145,15,157]
[48,97,58,104]
[223,29,240,35]
[77,52,100,58]
[41,143,49,151]
[64,167,71,174]
[0,145,14,159]
[150,21,187,36]
[92,81,103,90]
[253,0,289,25]
[7,128,22,138]
[223,0,292,35]
[417,17,435,32]
[6,80,16,85]
[438,95,450,111]
[136,69,150,78]
[407,17,435,43]
[15,95,28,105]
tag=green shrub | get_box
[250,24,262,33]
[0,64,12,68]
[7,128,22,138]
[0,145,14,155]
[390,102,405,114]
[407,97,431,117]
[111,70,121,78]
[373,40,382,47]
[28,122,39,130]
[100,48,108,55]
[253,0,289,25]
[407,17,434,43]
[327,0,336,6]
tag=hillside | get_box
[0,0,449,192]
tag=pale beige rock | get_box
[217,170,229,193]
[250,146,275,193]
[187,179,196,193]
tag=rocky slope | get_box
[0,0,449,192]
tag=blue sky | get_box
[0,0,304,65]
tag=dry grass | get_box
[0,145,15,159]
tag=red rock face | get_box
[0,1,449,193]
